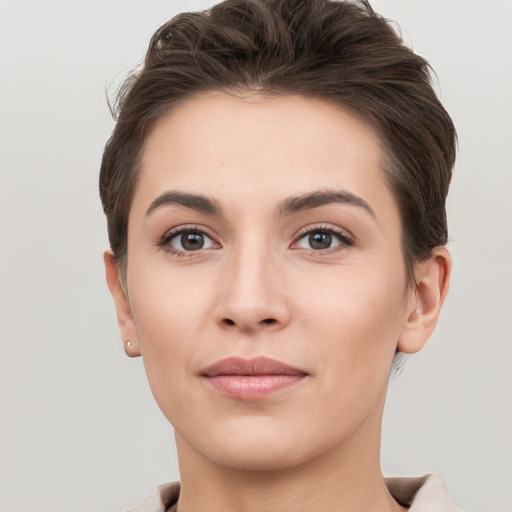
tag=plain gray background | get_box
[1,0,511,511]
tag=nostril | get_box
[221,317,277,327]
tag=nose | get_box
[215,245,291,334]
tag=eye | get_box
[160,227,219,254]
[294,227,353,251]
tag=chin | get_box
[208,440,311,472]
[179,417,330,473]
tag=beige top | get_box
[126,474,462,512]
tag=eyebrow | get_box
[145,188,375,219]
[277,189,375,218]
[145,191,223,217]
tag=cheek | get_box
[293,263,407,383]
[129,258,215,341]
[127,265,216,411]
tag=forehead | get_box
[133,92,395,222]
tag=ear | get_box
[397,247,451,354]
[103,249,141,357]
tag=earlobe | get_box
[397,247,451,354]
[103,249,141,357]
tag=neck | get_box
[175,406,406,512]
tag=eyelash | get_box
[157,224,354,257]
[292,224,354,254]
[158,225,219,257]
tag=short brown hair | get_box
[100,0,456,282]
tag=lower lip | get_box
[205,374,306,400]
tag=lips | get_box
[201,356,307,400]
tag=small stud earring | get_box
[126,340,132,350]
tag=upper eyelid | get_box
[161,224,216,242]
[293,223,353,240]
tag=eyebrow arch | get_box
[145,191,223,217]
[277,189,375,218]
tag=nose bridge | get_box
[218,233,288,331]
[231,244,272,300]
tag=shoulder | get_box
[124,481,179,512]
[386,473,464,511]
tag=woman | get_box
[100,0,458,510]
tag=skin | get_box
[105,92,450,512]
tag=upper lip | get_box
[202,356,307,377]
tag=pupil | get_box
[181,232,204,251]
[309,231,332,250]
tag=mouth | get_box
[201,356,308,400]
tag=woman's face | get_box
[113,92,422,471]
